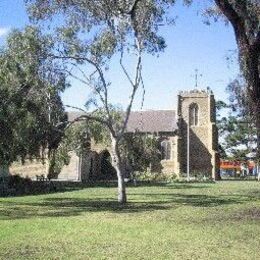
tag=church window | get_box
[161,140,171,160]
[189,103,199,126]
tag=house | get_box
[9,88,219,180]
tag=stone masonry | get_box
[177,89,219,178]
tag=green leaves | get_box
[0,27,68,165]
[217,77,257,160]
[90,30,118,60]
[121,134,161,172]
[25,0,176,59]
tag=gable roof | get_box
[127,110,177,133]
[67,110,177,133]
[67,111,85,122]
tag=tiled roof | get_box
[67,111,85,122]
[67,110,177,133]
[127,110,177,133]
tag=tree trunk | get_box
[245,48,260,165]
[214,0,260,165]
[110,135,127,204]
[256,115,260,169]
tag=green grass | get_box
[0,181,260,260]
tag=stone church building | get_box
[10,89,219,180]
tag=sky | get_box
[0,0,240,112]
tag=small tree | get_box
[25,0,174,203]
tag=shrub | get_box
[7,175,33,195]
[134,171,178,182]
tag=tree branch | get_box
[127,0,142,15]
[65,105,87,113]
[50,54,113,127]
[214,0,249,48]
[119,39,142,139]
[119,48,135,87]
[253,31,260,52]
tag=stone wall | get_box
[9,152,80,181]
[10,160,46,179]
[57,152,80,181]
[160,135,178,175]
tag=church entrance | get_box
[98,150,117,181]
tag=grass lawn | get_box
[0,181,260,260]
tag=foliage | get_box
[134,170,178,182]
[0,175,67,196]
[48,106,124,178]
[217,77,257,160]
[47,121,92,178]
[121,133,162,173]
[5,175,33,195]
[25,0,175,52]
[0,27,68,166]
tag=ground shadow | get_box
[0,181,214,198]
[0,198,171,220]
[130,193,251,207]
[0,189,255,220]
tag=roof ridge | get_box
[131,109,175,112]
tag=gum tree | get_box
[182,0,259,167]
[25,0,175,203]
[212,0,260,160]
[195,0,260,160]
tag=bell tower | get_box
[177,89,219,179]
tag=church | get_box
[10,88,219,180]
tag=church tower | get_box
[177,89,219,179]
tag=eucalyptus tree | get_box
[217,77,257,160]
[193,0,260,160]
[211,0,260,161]
[0,27,67,168]
[25,0,175,203]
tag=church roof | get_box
[67,111,85,122]
[127,110,177,133]
[67,110,177,133]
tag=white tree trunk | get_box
[111,136,127,204]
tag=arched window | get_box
[189,103,199,126]
[161,140,171,160]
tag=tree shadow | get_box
[161,183,213,189]
[0,198,171,220]
[0,190,254,221]
[1,179,216,198]
[136,193,251,207]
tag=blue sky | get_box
[0,0,239,111]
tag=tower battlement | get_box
[178,89,213,98]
